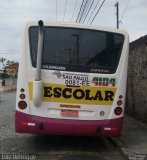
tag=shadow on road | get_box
[32,135,106,151]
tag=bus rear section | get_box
[15,21,129,137]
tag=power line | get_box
[63,0,68,21]
[82,0,95,23]
[119,21,126,29]
[70,0,78,22]
[56,0,57,21]
[77,0,87,23]
[80,0,92,23]
[78,0,90,23]
[89,0,106,24]
[87,0,100,23]
[76,0,85,22]
[120,0,130,21]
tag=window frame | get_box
[29,26,125,74]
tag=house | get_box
[0,65,18,92]
[4,63,19,77]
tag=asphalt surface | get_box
[0,91,126,160]
[112,116,147,160]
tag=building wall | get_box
[126,36,147,123]
[0,78,17,92]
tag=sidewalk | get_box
[113,116,147,159]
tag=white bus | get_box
[15,20,129,137]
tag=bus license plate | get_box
[61,110,78,117]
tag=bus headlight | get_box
[20,88,25,92]
[117,100,123,106]
[20,94,26,100]
[114,107,123,115]
[18,101,27,110]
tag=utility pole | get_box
[115,2,119,29]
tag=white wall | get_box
[0,78,17,92]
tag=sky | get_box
[0,0,146,62]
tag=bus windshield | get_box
[29,27,124,74]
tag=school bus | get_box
[15,20,129,137]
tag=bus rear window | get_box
[29,27,124,74]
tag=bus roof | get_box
[25,21,129,37]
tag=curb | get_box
[110,137,130,160]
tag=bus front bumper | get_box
[15,111,123,137]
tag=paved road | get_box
[0,91,127,160]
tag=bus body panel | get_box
[15,110,123,137]
[15,22,129,137]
